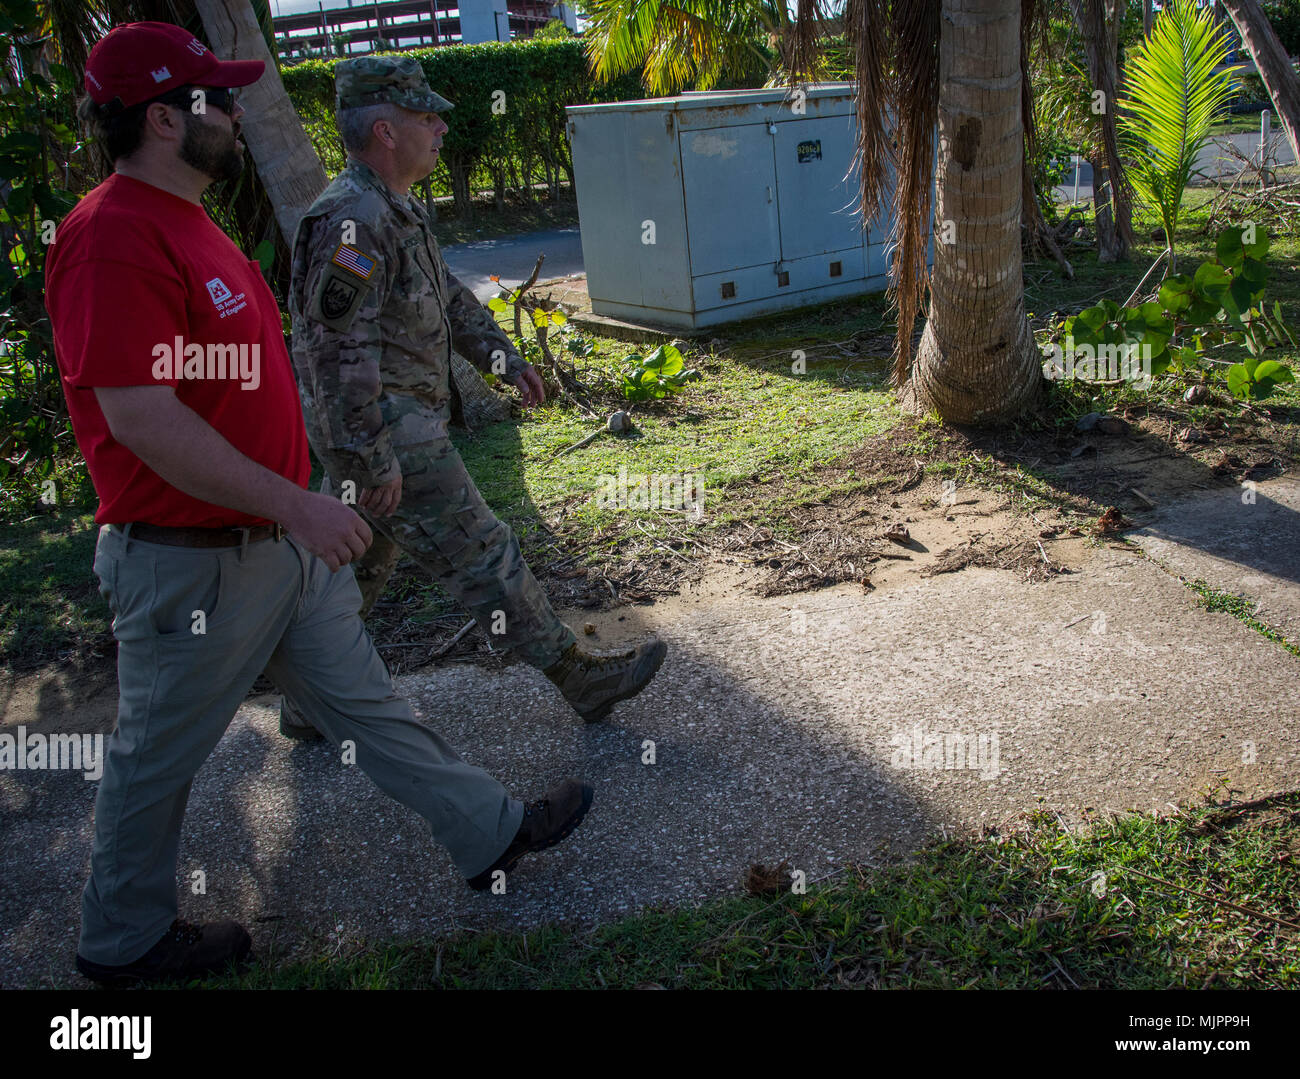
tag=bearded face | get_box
[179,108,244,184]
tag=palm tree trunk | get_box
[1218,0,1300,164]
[1069,0,1132,262]
[1088,152,1125,261]
[902,0,1042,424]
[194,0,328,244]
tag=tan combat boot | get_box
[544,635,668,723]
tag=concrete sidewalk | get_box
[2,481,1297,987]
[1129,480,1300,647]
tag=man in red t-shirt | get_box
[46,22,594,987]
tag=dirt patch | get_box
[0,661,117,735]
[11,383,1297,690]
[391,387,1298,670]
[702,468,1092,597]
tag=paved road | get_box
[1053,130,1296,204]
[443,227,584,303]
[2,479,1297,987]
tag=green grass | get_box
[454,294,901,545]
[0,489,108,669]
[1208,114,1269,136]
[1184,577,1300,657]
[190,794,1300,989]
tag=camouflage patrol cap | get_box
[335,55,454,113]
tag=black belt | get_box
[115,521,286,548]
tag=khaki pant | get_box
[79,522,522,967]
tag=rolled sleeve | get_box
[443,267,527,379]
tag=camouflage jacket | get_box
[289,159,526,488]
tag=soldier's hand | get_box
[285,490,373,572]
[359,473,403,517]
[511,364,546,408]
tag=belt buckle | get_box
[273,523,285,542]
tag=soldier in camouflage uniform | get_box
[280,56,666,739]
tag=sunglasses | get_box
[152,85,239,117]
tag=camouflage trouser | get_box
[300,395,573,644]
[297,426,577,681]
[341,435,575,668]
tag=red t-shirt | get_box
[45,173,310,527]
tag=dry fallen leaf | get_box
[744,861,791,896]
[884,523,911,545]
[1094,506,1132,534]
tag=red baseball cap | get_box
[84,21,265,110]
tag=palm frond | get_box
[1117,0,1237,251]
[789,0,941,384]
[36,0,113,76]
[882,0,940,383]
[786,0,829,85]
[584,0,784,95]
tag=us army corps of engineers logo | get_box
[205,276,248,320]
[321,276,359,320]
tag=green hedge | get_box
[282,39,651,217]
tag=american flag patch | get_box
[331,243,376,281]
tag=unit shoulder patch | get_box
[310,266,367,330]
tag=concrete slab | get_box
[568,309,707,343]
[1128,478,1300,647]
[3,542,1297,987]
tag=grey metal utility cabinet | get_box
[566,84,891,331]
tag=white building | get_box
[274,1,579,59]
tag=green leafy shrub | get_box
[1052,225,1295,402]
[281,40,645,218]
[0,1,81,502]
[619,344,701,402]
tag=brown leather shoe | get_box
[76,919,252,986]
[466,779,594,890]
[279,698,323,742]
